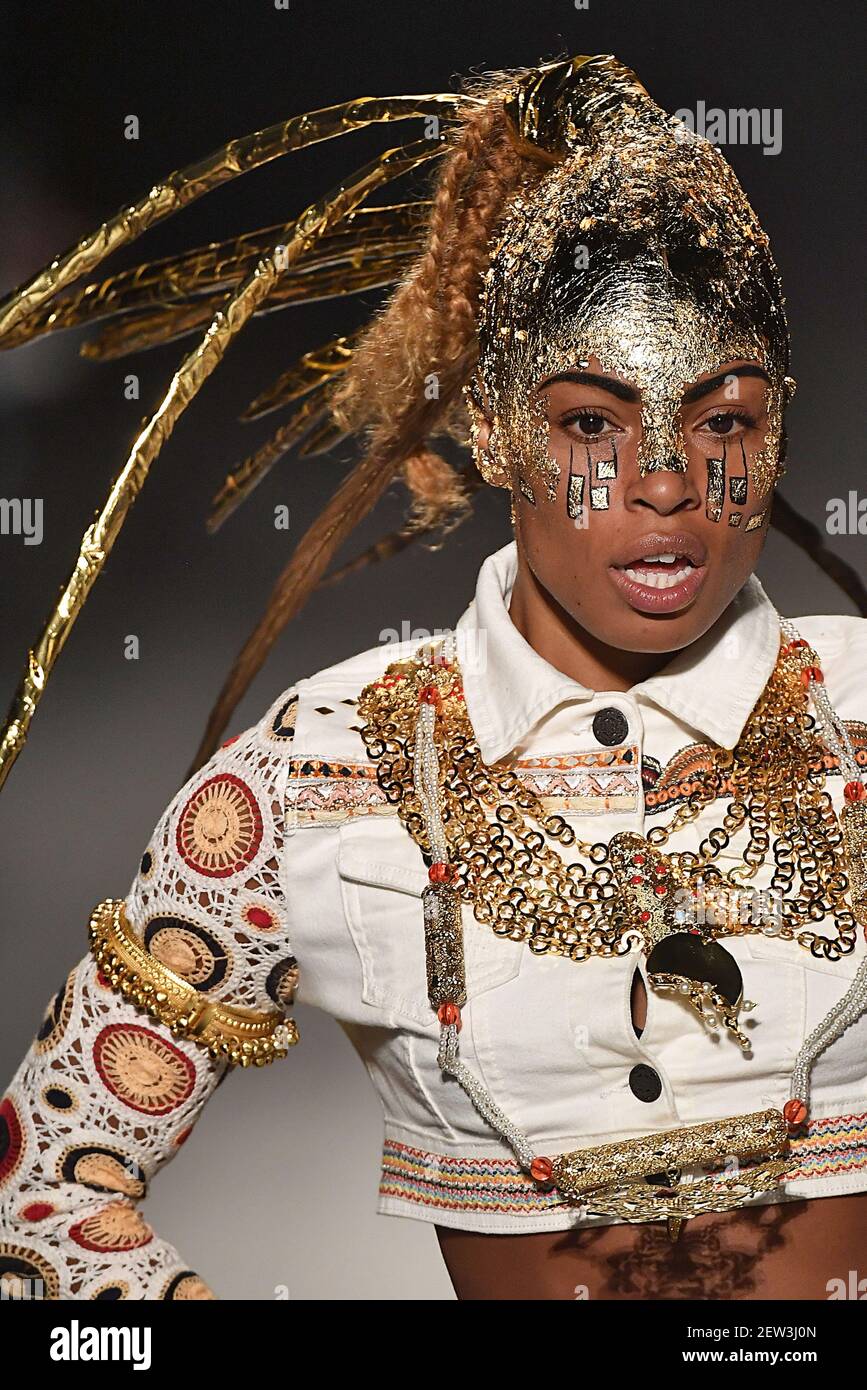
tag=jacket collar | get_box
[455,540,782,762]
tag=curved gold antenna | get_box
[0,127,446,792]
[0,95,469,342]
[2,204,428,356]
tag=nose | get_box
[624,460,702,515]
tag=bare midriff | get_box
[436,973,867,1299]
[436,1192,867,1300]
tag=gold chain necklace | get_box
[358,629,863,1048]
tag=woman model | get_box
[1,54,865,1301]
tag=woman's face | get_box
[482,354,779,654]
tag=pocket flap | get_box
[335,819,523,1025]
[336,841,428,897]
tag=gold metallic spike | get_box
[0,137,442,792]
[0,95,467,341]
[81,300,221,359]
[4,210,427,352]
[296,415,349,458]
[242,330,362,420]
[207,395,332,533]
[1,203,430,350]
[79,252,417,360]
[667,1217,684,1242]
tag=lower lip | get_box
[608,563,708,614]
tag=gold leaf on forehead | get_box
[476,58,789,498]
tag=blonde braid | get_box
[329,68,563,533]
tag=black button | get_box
[629,1063,662,1103]
[592,707,629,746]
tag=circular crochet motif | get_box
[161,1270,217,1300]
[0,1098,25,1188]
[176,772,263,877]
[35,968,76,1053]
[266,957,299,1008]
[144,916,229,991]
[19,1203,55,1222]
[0,1243,60,1300]
[240,899,280,933]
[42,1085,77,1113]
[58,1145,147,1199]
[90,1281,130,1300]
[93,1024,196,1116]
[69,1202,153,1253]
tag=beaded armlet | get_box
[88,898,299,1067]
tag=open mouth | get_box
[619,553,696,589]
[609,536,708,614]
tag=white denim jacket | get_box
[2,541,865,1297]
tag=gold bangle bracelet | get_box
[87,897,299,1067]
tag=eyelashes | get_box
[699,408,758,436]
[558,409,621,441]
[556,407,760,441]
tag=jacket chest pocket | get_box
[702,847,865,1076]
[709,847,865,977]
[336,818,523,1027]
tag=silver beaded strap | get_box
[790,956,867,1105]
[411,639,540,1170]
[779,615,867,1105]
[779,615,863,779]
[437,1024,536,1170]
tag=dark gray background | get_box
[1,0,864,1299]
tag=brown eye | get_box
[706,413,739,435]
[566,412,607,437]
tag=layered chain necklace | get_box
[357,617,867,1234]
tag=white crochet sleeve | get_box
[0,687,300,1300]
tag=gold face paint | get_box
[472,60,791,507]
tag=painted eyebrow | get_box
[540,364,770,409]
[538,370,639,404]
[681,365,770,405]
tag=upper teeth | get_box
[625,564,692,588]
[645,552,678,563]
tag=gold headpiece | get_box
[472,55,791,499]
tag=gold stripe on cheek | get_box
[596,449,618,480]
[566,470,585,519]
[705,454,726,523]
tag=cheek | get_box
[545,433,630,523]
[688,434,774,531]
[513,470,622,576]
